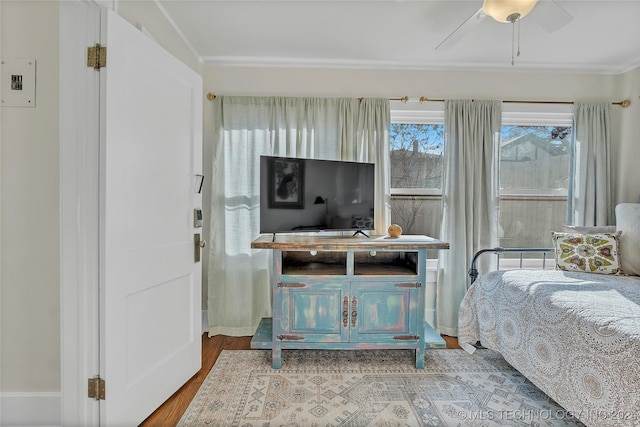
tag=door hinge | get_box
[87,44,106,70]
[88,376,105,400]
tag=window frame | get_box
[390,101,574,198]
[390,101,445,197]
[500,103,573,198]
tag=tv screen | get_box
[259,156,375,234]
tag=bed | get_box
[458,254,640,426]
[459,268,640,425]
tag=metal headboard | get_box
[468,247,555,286]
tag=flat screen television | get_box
[259,156,375,235]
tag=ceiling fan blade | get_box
[533,0,573,33]
[435,7,487,51]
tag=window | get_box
[499,106,573,250]
[389,105,444,243]
[390,102,573,252]
[390,123,444,191]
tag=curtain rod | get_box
[207,93,410,103]
[418,96,631,107]
[358,96,409,103]
[207,93,630,107]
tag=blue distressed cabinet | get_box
[251,235,450,368]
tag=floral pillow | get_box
[551,231,622,275]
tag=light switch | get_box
[1,59,36,107]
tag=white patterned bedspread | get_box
[458,269,640,427]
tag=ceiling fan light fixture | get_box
[482,0,538,23]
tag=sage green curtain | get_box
[438,100,502,336]
[338,98,391,233]
[569,101,614,226]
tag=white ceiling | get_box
[156,0,640,74]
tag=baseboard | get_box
[0,392,61,427]
[202,309,209,334]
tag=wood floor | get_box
[139,333,460,426]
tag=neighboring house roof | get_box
[501,134,568,159]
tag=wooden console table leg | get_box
[415,347,424,369]
[272,346,282,369]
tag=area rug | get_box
[178,349,585,426]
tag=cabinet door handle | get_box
[393,335,420,341]
[394,282,421,288]
[277,282,306,288]
[351,296,358,327]
[277,334,304,341]
[342,296,349,327]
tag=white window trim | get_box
[390,99,444,124]
[390,109,444,124]
[502,102,573,126]
[500,188,568,198]
[391,188,442,196]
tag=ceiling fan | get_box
[436,0,573,63]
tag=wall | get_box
[1,0,61,393]
[616,67,640,204]
[203,67,620,99]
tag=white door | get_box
[99,9,203,425]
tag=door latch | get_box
[194,233,206,262]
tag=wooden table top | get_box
[251,234,449,251]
